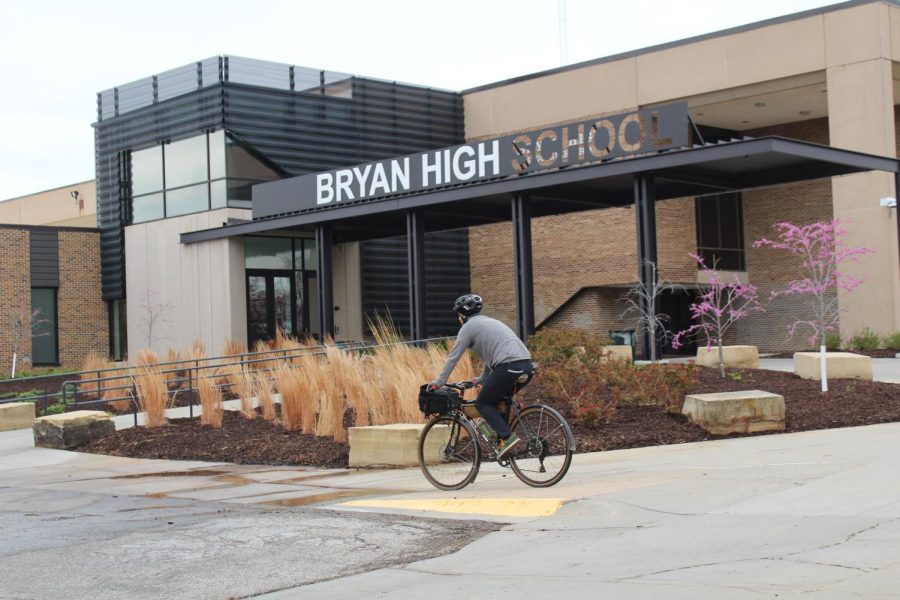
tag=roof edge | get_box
[463,0,898,94]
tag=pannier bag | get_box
[418,384,460,415]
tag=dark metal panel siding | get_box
[93,86,225,299]
[94,76,464,302]
[361,229,470,338]
[223,79,463,177]
[30,230,59,288]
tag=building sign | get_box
[253,102,689,218]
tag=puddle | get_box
[113,469,227,479]
[262,488,408,507]
[269,471,351,485]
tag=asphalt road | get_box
[0,487,498,600]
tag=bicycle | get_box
[417,381,576,490]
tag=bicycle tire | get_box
[418,414,481,490]
[508,404,574,487]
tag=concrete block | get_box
[0,402,36,432]
[682,390,785,435]
[695,345,760,369]
[33,410,114,450]
[348,423,428,468]
[794,352,872,381]
[603,345,633,363]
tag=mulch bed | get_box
[71,364,900,469]
[78,408,349,468]
[766,349,898,358]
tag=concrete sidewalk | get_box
[2,416,900,598]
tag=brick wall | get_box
[0,228,31,375]
[0,226,107,374]
[731,118,834,351]
[469,198,699,331]
[58,231,108,368]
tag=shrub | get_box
[528,327,610,368]
[848,328,881,352]
[882,332,900,351]
[40,402,67,416]
[825,331,842,351]
[538,360,700,427]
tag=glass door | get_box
[246,269,296,348]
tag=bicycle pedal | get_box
[498,458,511,468]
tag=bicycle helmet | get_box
[453,294,483,318]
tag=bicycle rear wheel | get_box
[508,404,574,487]
[418,414,481,490]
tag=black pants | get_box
[475,359,534,439]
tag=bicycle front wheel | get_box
[418,414,481,490]
[509,404,574,487]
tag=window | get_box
[129,130,282,223]
[31,288,58,365]
[109,299,127,362]
[696,192,745,271]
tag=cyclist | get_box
[429,293,535,459]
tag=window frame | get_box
[30,287,60,366]
[695,192,746,271]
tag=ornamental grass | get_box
[132,362,168,428]
[197,370,224,428]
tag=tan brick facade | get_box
[0,226,106,374]
[0,228,31,375]
[57,231,108,367]
[469,118,836,353]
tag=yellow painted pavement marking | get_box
[340,498,564,518]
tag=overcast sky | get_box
[0,0,839,201]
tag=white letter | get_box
[479,140,500,176]
[336,170,354,202]
[452,146,476,180]
[422,152,442,186]
[369,162,390,196]
[316,173,334,205]
[352,164,372,198]
[391,158,410,191]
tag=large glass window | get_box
[164,135,209,188]
[129,130,283,224]
[131,146,164,195]
[696,192,745,271]
[31,288,58,365]
[166,184,210,217]
[246,237,294,270]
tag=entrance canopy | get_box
[182,136,900,245]
[180,104,900,355]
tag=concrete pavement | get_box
[2,356,900,598]
[2,417,900,598]
[262,422,900,599]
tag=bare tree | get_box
[10,306,49,378]
[139,289,174,350]
[620,260,683,363]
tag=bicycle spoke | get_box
[509,405,573,487]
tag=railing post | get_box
[188,366,194,419]
[132,381,138,428]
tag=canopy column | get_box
[634,174,658,360]
[406,209,427,341]
[315,223,334,340]
[512,193,535,341]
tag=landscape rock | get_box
[33,410,114,450]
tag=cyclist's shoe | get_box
[496,433,521,459]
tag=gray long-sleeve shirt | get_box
[433,314,531,386]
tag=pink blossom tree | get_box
[672,254,764,378]
[753,220,873,392]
